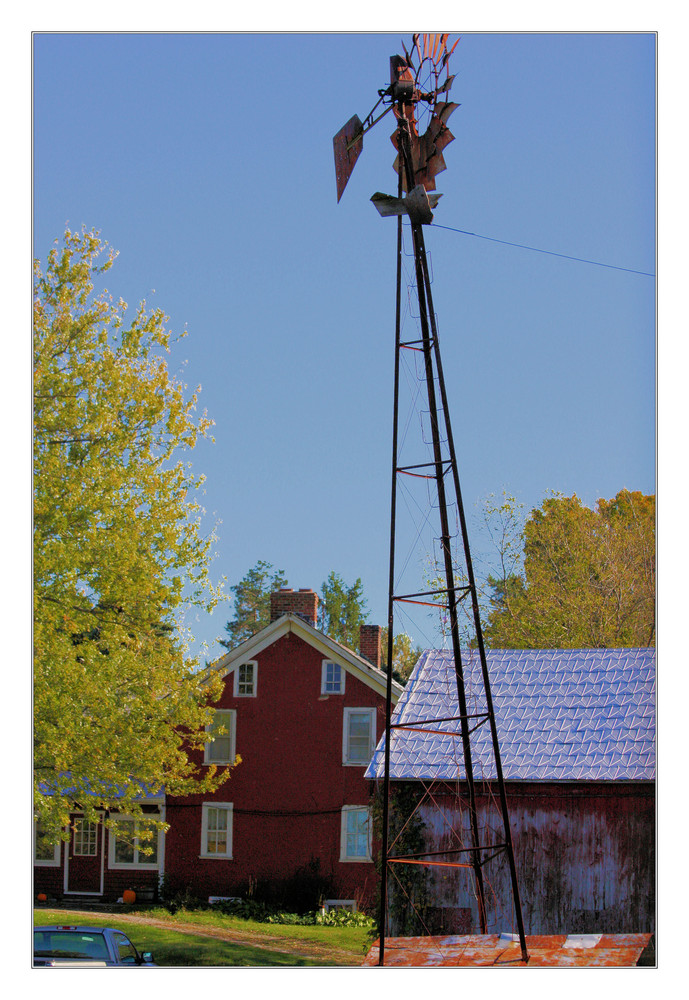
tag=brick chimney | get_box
[359,624,382,668]
[270,588,319,627]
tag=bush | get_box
[315,909,376,929]
[206,898,375,929]
[159,880,204,915]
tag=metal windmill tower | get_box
[334,34,528,966]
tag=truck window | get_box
[34,930,109,960]
[113,931,139,964]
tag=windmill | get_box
[334,34,529,966]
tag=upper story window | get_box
[343,707,376,765]
[109,816,160,869]
[322,660,345,695]
[204,709,237,765]
[234,661,257,697]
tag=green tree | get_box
[220,560,288,648]
[380,628,422,683]
[319,572,368,650]
[483,490,655,648]
[34,227,230,844]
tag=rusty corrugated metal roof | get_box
[363,933,654,967]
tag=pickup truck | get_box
[34,925,156,967]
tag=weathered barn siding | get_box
[401,781,654,937]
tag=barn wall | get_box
[401,781,654,936]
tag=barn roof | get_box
[365,647,655,782]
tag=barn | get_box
[366,647,655,937]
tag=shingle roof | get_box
[365,648,655,782]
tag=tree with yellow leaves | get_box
[34,228,232,844]
[483,490,655,649]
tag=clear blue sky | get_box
[33,32,656,659]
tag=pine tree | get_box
[220,560,288,648]
[319,572,368,650]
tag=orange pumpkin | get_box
[122,889,136,904]
[37,893,47,903]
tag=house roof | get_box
[206,613,404,703]
[365,647,655,782]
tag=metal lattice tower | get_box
[334,34,528,966]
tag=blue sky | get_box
[33,31,656,659]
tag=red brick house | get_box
[163,588,402,911]
[34,589,401,910]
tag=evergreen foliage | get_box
[220,560,288,648]
[318,572,368,650]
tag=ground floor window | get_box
[200,803,233,858]
[108,816,160,868]
[340,805,372,862]
[33,822,61,866]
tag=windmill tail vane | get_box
[333,32,460,203]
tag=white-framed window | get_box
[343,707,376,765]
[200,803,233,859]
[34,822,61,867]
[73,818,98,856]
[204,709,237,765]
[340,806,372,862]
[323,899,358,913]
[233,661,257,697]
[321,660,345,695]
[108,816,160,869]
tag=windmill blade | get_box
[432,127,455,154]
[418,151,448,190]
[436,101,460,125]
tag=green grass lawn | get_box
[139,906,374,953]
[33,908,372,967]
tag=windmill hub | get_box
[333,32,460,202]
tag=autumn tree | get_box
[319,572,368,650]
[483,490,655,648]
[34,228,231,844]
[219,560,289,648]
